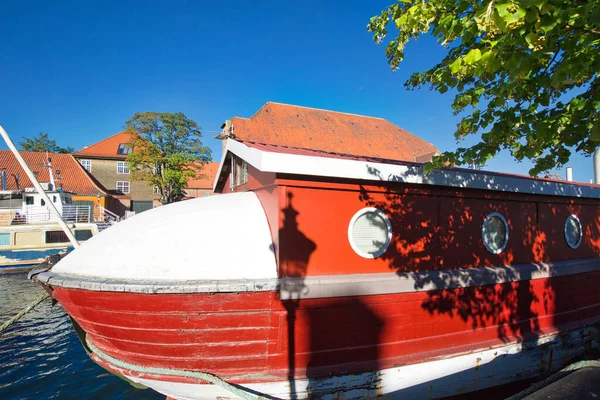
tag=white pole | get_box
[566,167,573,182]
[0,125,79,248]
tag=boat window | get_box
[74,229,93,242]
[564,214,583,249]
[41,199,45,206]
[53,196,57,203]
[0,233,10,246]
[45,230,69,244]
[25,196,34,205]
[482,212,509,254]
[231,156,248,188]
[348,207,392,258]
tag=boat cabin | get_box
[214,139,600,293]
[0,184,90,225]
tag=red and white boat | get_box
[31,104,600,399]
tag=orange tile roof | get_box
[0,151,108,195]
[185,162,220,189]
[227,102,438,162]
[73,131,131,159]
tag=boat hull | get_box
[38,264,600,399]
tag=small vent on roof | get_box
[265,109,269,113]
[376,125,379,128]
[302,124,306,128]
[332,128,335,132]
[339,139,344,143]
[309,136,313,140]
[324,117,328,121]
[368,143,372,147]
[275,133,279,137]
[296,113,300,117]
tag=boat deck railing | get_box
[0,205,92,224]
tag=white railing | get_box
[98,206,120,224]
[10,205,92,224]
[61,205,91,223]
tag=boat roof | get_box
[214,139,600,199]
[225,102,439,163]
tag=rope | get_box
[506,359,600,400]
[0,293,50,333]
[86,339,276,400]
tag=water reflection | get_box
[0,273,160,400]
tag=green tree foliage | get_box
[368,0,600,175]
[125,112,212,204]
[20,132,74,153]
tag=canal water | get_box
[0,273,162,400]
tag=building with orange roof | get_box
[0,150,111,219]
[73,131,157,214]
[184,162,220,198]
[216,102,439,162]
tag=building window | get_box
[45,230,69,244]
[482,212,509,254]
[80,159,92,172]
[116,181,130,194]
[231,156,248,188]
[117,161,130,174]
[117,143,132,155]
[564,214,583,249]
[348,207,392,259]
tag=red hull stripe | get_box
[50,270,600,381]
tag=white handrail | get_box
[0,125,79,248]
[98,205,119,221]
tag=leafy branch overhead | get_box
[368,0,600,175]
[125,112,212,204]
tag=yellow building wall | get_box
[72,195,107,220]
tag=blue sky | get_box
[0,0,594,182]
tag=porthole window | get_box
[564,214,583,249]
[348,207,392,258]
[482,212,509,254]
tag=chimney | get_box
[566,167,573,182]
[216,120,233,154]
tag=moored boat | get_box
[30,134,600,399]
[0,171,98,272]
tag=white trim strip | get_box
[32,257,600,298]
[224,140,600,199]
